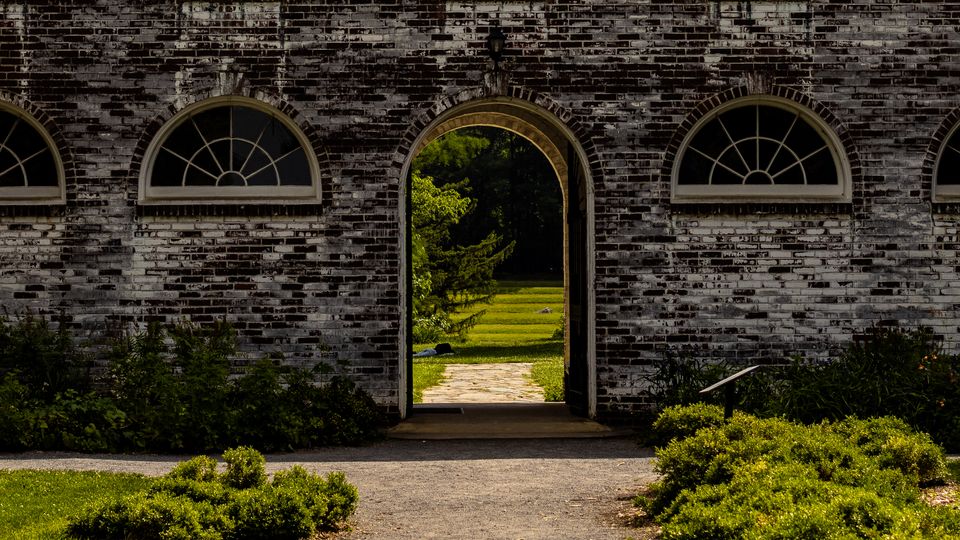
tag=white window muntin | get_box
[0,103,65,204]
[139,97,321,205]
[672,96,851,203]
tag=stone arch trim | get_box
[662,85,862,203]
[130,86,332,208]
[0,89,73,206]
[394,85,602,191]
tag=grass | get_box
[0,469,153,539]
[412,363,446,403]
[413,279,565,402]
[529,355,564,401]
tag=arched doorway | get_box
[398,96,596,419]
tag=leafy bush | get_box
[645,350,729,410]
[221,447,266,490]
[653,327,960,451]
[167,455,219,483]
[641,406,958,539]
[0,315,91,400]
[650,403,725,445]
[0,372,34,451]
[67,448,358,540]
[0,314,384,453]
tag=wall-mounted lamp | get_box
[486,26,507,71]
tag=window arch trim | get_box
[933,120,960,202]
[139,96,321,205]
[671,95,852,203]
[0,102,65,204]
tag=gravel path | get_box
[1,438,657,539]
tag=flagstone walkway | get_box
[420,362,545,403]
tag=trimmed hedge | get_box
[641,407,959,539]
[67,447,358,540]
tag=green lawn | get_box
[413,279,565,402]
[0,469,153,539]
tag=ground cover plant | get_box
[0,470,153,539]
[67,447,358,540]
[412,280,564,401]
[648,327,960,451]
[0,316,383,453]
[640,405,960,539]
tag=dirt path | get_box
[0,438,657,540]
[421,363,544,403]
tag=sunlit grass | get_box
[0,470,153,539]
[412,363,446,403]
[413,280,565,401]
[529,356,564,402]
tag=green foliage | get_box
[222,446,267,490]
[168,455,219,483]
[67,449,358,540]
[651,403,726,444]
[0,470,153,540]
[412,362,445,403]
[0,315,384,453]
[0,315,91,400]
[646,350,729,410]
[529,356,564,401]
[410,165,515,341]
[106,322,178,450]
[414,127,563,277]
[641,407,958,539]
[652,327,960,451]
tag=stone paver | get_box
[421,363,544,403]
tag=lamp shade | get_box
[486,27,506,62]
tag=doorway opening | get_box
[399,98,595,420]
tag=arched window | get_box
[934,121,960,201]
[0,103,64,203]
[672,96,850,202]
[141,98,320,203]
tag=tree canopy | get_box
[410,127,562,342]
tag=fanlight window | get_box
[934,123,960,201]
[0,106,64,203]
[673,97,849,202]
[143,99,319,203]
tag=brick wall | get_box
[1,1,959,420]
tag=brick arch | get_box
[0,89,75,206]
[662,85,862,204]
[396,88,598,420]
[129,87,332,208]
[394,86,601,195]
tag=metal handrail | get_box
[699,365,762,418]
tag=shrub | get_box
[106,322,179,450]
[0,315,91,400]
[67,491,226,540]
[650,403,725,444]
[221,446,266,490]
[0,372,34,451]
[824,416,948,485]
[32,390,127,452]
[642,406,960,539]
[645,350,729,410]
[272,467,359,530]
[0,314,384,453]
[167,455,219,483]
[67,448,358,540]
